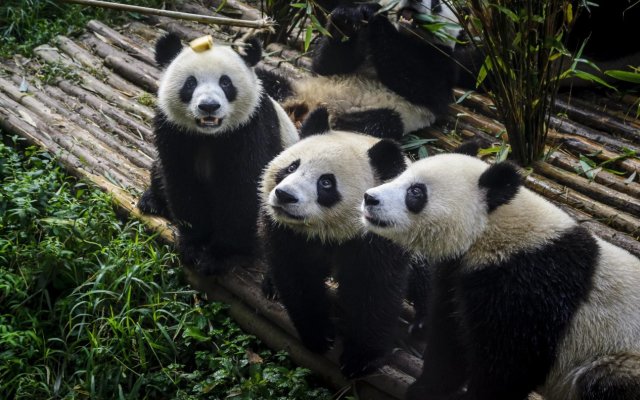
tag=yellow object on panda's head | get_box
[189,35,214,53]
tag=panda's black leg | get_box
[264,221,335,354]
[575,354,640,400]
[406,266,468,400]
[332,109,404,140]
[137,161,170,218]
[311,3,381,76]
[333,234,410,379]
[406,258,431,339]
[255,67,294,102]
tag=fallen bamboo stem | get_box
[58,0,275,29]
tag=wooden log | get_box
[549,115,639,155]
[0,80,148,187]
[33,44,155,121]
[547,151,640,199]
[1,74,153,169]
[53,35,146,98]
[557,94,640,131]
[0,95,134,187]
[546,130,640,176]
[534,161,640,218]
[147,14,236,43]
[202,0,264,21]
[554,97,640,144]
[86,19,156,66]
[125,21,163,42]
[81,33,160,92]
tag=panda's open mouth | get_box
[397,7,417,25]
[196,116,223,127]
[364,214,391,228]
[272,205,304,221]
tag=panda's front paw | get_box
[339,349,384,379]
[408,318,428,340]
[328,3,381,39]
[137,188,167,217]
[261,274,280,301]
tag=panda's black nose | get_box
[364,193,379,206]
[275,189,298,204]
[198,102,221,113]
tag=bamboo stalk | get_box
[58,0,274,29]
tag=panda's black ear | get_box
[155,33,183,68]
[239,37,262,67]
[479,162,522,212]
[300,107,330,138]
[453,140,480,157]
[368,139,407,181]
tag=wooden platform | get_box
[0,2,638,399]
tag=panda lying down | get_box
[362,152,640,400]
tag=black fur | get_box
[367,139,407,181]
[179,76,197,103]
[577,354,640,400]
[239,37,262,67]
[219,75,237,102]
[140,94,284,275]
[275,159,300,185]
[137,161,169,218]
[332,109,404,140]
[478,162,522,213]
[255,68,294,102]
[155,33,183,68]
[453,140,480,157]
[407,225,599,400]
[316,174,341,207]
[300,107,330,138]
[405,183,427,214]
[261,212,411,378]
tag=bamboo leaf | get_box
[604,70,640,84]
[490,4,519,22]
[625,171,637,184]
[304,25,312,52]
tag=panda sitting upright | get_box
[362,153,640,400]
[138,33,298,275]
[260,0,460,139]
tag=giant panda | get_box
[137,33,298,275]
[361,153,640,399]
[259,0,460,139]
[258,108,428,378]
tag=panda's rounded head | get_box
[260,109,407,243]
[363,153,579,265]
[155,33,263,135]
[379,0,461,48]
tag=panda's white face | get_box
[157,46,261,135]
[379,0,461,47]
[362,154,490,261]
[261,132,381,243]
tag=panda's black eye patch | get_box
[180,76,197,103]
[406,183,427,213]
[317,174,341,208]
[275,159,300,184]
[219,74,237,102]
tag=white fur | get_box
[270,97,299,148]
[261,131,387,243]
[287,75,436,134]
[157,45,261,135]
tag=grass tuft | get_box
[0,134,334,400]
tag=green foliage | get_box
[0,135,333,400]
[448,0,583,166]
[262,0,331,50]
[0,0,168,57]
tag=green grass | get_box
[0,0,170,57]
[0,134,335,400]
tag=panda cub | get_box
[259,109,414,378]
[362,154,640,400]
[260,0,460,139]
[138,33,298,275]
